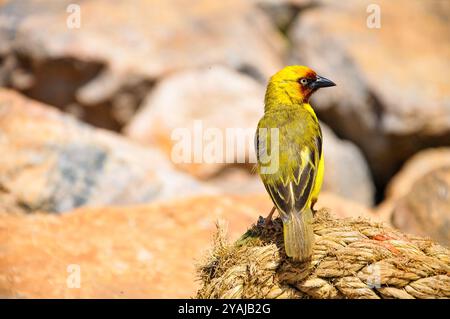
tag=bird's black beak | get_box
[310,75,336,89]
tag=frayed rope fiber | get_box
[196,209,450,299]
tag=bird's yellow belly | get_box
[311,153,324,205]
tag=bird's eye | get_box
[299,78,308,85]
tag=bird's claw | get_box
[264,206,276,228]
[264,217,273,227]
[311,199,318,216]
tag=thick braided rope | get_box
[196,209,450,299]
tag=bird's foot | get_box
[264,206,276,227]
[311,199,318,215]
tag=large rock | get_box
[0,195,266,298]
[321,124,375,206]
[391,167,450,246]
[125,66,265,179]
[125,66,375,204]
[0,192,381,298]
[0,0,286,130]
[289,0,450,188]
[376,148,450,245]
[0,89,212,214]
[385,148,450,201]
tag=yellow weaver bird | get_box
[255,65,335,262]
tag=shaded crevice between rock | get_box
[1,52,154,131]
[257,0,321,39]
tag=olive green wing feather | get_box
[256,115,322,218]
[263,146,318,218]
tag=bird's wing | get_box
[265,145,319,217]
[256,119,322,217]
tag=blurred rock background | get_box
[0,0,449,298]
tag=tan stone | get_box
[321,124,375,206]
[392,167,450,246]
[386,148,450,201]
[0,195,266,298]
[0,89,212,213]
[0,192,381,298]
[376,148,450,245]
[125,66,264,179]
[0,0,286,129]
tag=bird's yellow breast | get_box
[311,152,324,204]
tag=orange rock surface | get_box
[0,192,380,298]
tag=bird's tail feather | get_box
[283,208,314,262]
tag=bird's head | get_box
[265,65,335,109]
